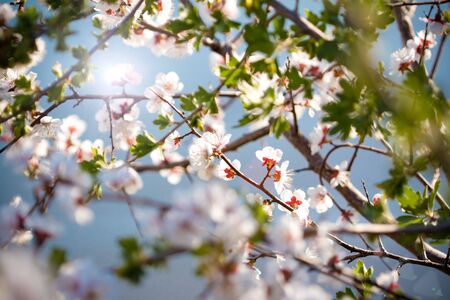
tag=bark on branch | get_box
[283,126,449,274]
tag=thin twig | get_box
[105,100,115,160]
[389,0,450,7]
[430,34,447,79]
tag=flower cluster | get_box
[390,30,437,75]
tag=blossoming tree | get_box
[1,0,450,299]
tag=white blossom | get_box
[376,271,400,291]
[99,161,143,194]
[57,259,114,300]
[420,15,447,35]
[246,193,274,217]
[279,189,310,222]
[154,71,184,95]
[206,264,266,300]
[202,131,231,154]
[0,250,55,300]
[307,185,333,214]
[32,116,61,138]
[330,161,349,187]
[0,4,16,24]
[145,85,174,115]
[217,158,241,181]
[188,136,214,171]
[268,214,305,256]
[406,30,436,61]
[255,146,283,169]
[272,160,293,195]
[390,47,415,75]
[309,123,329,154]
[108,63,142,86]
[54,186,94,225]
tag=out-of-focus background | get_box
[1,1,450,299]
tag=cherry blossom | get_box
[150,149,185,184]
[92,0,141,29]
[406,30,436,61]
[294,93,322,118]
[25,215,62,245]
[56,259,113,300]
[0,196,29,244]
[32,116,62,138]
[238,72,277,105]
[60,115,86,139]
[99,161,143,194]
[309,123,329,154]
[279,189,310,222]
[209,52,226,77]
[108,63,142,86]
[42,153,93,190]
[272,160,293,194]
[376,270,400,291]
[203,112,226,133]
[148,35,194,58]
[330,161,349,187]
[54,186,95,225]
[0,4,16,24]
[5,136,49,172]
[123,26,154,48]
[217,158,241,181]
[255,146,283,169]
[307,185,333,214]
[205,264,266,300]
[162,130,181,152]
[145,85,174,115]
[268,214,305,256]
[147,184,256,249]
[76,139,104,162]
[246,193,274,218]
[154,71,184,95]
[390,47,415,75]
[420,14,448,35]
[188,136,214,171]
[372,193,385,205]
[142,0,174,26]
[0,250,55,299]
[202,131,231,154]
[95,98,143,150]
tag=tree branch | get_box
[283,126,450,273]
[268,0,333,41]
[389,0,450,7]
[392,1,416,46]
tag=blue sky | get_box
[1,1,450,298]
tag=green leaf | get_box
[194,87,218,114]
[397,186,427,215]
[13,94,34,113]
[116,237,146,284]
[397,215,423,227]
[336,287,356,300]
[270,115,290,139]
[47,83,66,102]
[180,95,197,111]
[377,157,408,198]
[243,23,275,55]
[286,67,302,90]
[48,247,67,272]
[130,133,159,158]
[12,116,27,137]
[72,46,88,60]
[92,17,103,29]
[14,76,33,91]
[153,114,172,130]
